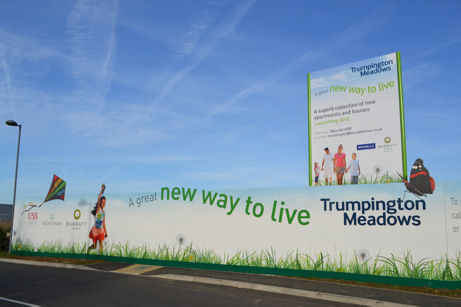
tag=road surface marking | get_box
[151,274,419,307]
[115,264,163,274]
[0,258,96,271]
[0,297,40,307]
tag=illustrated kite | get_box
[21,174,66,215]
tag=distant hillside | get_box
[0,204,13,223]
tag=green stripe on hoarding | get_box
[11,250,461,289]
[307,73,312,186]
[396,51,407,180]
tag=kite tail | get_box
[20,202,44,215]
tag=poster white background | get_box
[12,183,460,262]
[309,53,404,185]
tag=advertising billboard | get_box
[308,52,406,186]
[10,181,461,287]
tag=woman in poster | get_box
[333,144,346,185]
[88,184,108,253]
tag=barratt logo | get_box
[66,209,87,229]
[66,220,88,229]
[378,137,397,152]
[74,209,81,220]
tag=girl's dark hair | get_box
[91,196,106,216]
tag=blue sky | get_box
[1,0,461,202]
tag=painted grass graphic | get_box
[12,239,461,281]
[316,172,402,186]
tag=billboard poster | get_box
[10,181,461,286]
[308,52,406,186]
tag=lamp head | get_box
[5,120,19,127]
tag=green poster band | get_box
[10,250,461,289]
[307,73,312,186]
[396,51,407,180]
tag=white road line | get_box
[0,258,96,271]
[151,274,419,307]
[0,297,40,307]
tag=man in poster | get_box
[322,147,334,185]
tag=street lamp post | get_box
[5,120,21,253]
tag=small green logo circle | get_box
[73,209,81,220]
[384,137,391,143]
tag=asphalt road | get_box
[0,261,460,307]
[0,262,354,307]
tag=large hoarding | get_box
[308,52,406,186]
[11,182,461,287]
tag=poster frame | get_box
[307,52,408,186]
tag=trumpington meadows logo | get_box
[321,197,427,226]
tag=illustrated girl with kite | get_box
[88,184,108,253]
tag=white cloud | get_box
[67,0,118,105]
[209,6,394,117]
[414,37,461,61]
[0,27,74,120]
[154,0,256,103]
[330,73,346,81]
[176,11,214,59]
[310,72,347,90]
[0,44,15,118]
[0,28,68,63]
[403,63,438,88]
[310,73,346,90]
[310,78,329,90]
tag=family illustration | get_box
[314,144,360,185]
[88,184,108,253]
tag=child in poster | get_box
[347,153,361,184]
[88,184,108,253]
[314,162,320,186]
